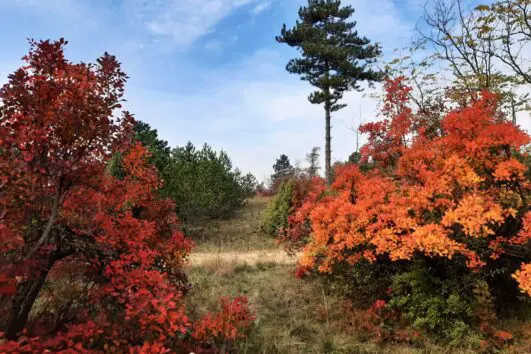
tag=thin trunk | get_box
[26,190,62,260]
[324,55,332,186]
[325,103,332,186]
[5,256,56,339]
[511,97,517,125]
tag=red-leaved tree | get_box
[0,39,253,352]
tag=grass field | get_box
[185,197,531,354]
[187,196,277,253]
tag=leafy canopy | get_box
[0,39,254,352]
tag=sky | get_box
[0,0,526,181]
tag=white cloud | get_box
[1,0,101,30]
[344,0,415,51]
[126,0,261,48]
[7,0,83,14]
[125,46,380,181]
[251,1,271,15]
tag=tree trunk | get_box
[325,103,332,185]
[26,190,62,260]
[5,257,56,340]
[324,56,332,186]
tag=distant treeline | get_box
[134,121,257,223]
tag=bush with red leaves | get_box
[0,39,253,353]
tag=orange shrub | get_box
[284,78,531,311]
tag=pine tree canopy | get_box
[276,0,382,112]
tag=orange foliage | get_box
[285,79,531,296]
[494,159,527,182]
[513,263,531,297]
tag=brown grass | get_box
[186,197,531,353]
[187,263,489,354]
[188,196,276,253]
[188,250,298,268]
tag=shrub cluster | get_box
[283,78,531,346]
[162,142,255,223]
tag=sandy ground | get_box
[188,249,299,267]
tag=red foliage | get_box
[341,299,421,344]
[192,297,255,348]
[0,38,133,298]
[359,77,414,168]
[478,322,515,350]
[0,39,253,352]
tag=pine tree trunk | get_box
[325,103,332,185]
[324,56,332,186]
[5,257,56,340]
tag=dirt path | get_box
[188,249,299,267]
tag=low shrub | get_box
[387,261,476,342]
[261,180,294,237]
[261,177,317,237]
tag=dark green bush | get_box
[388,262,476,342]
[261,180,294,237]
[133,121,255,223]
[332,258,510,345]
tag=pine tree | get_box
[306,146,321,177]
[277,0,382,184]
[272,154,293,184]
[133,120,171,172]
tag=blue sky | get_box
[0,0,462,180]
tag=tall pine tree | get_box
[277,0,382,184]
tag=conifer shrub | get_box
[261,177,316,238]
[261,180,294,237]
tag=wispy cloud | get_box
[251,1,271,15]
[344,0,415,51]
[126,0,262,48]
[5,0,513,181]
[3,0,100,29]
[204,39,224,52]
[7,0,83,14]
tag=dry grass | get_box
[188,196,276,253]
[186,197,531,353]
[187,263,487,354]
[188,250,298,268]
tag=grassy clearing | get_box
[187,196,276,253]
[186,197,531,353]
[186,262,491,353]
